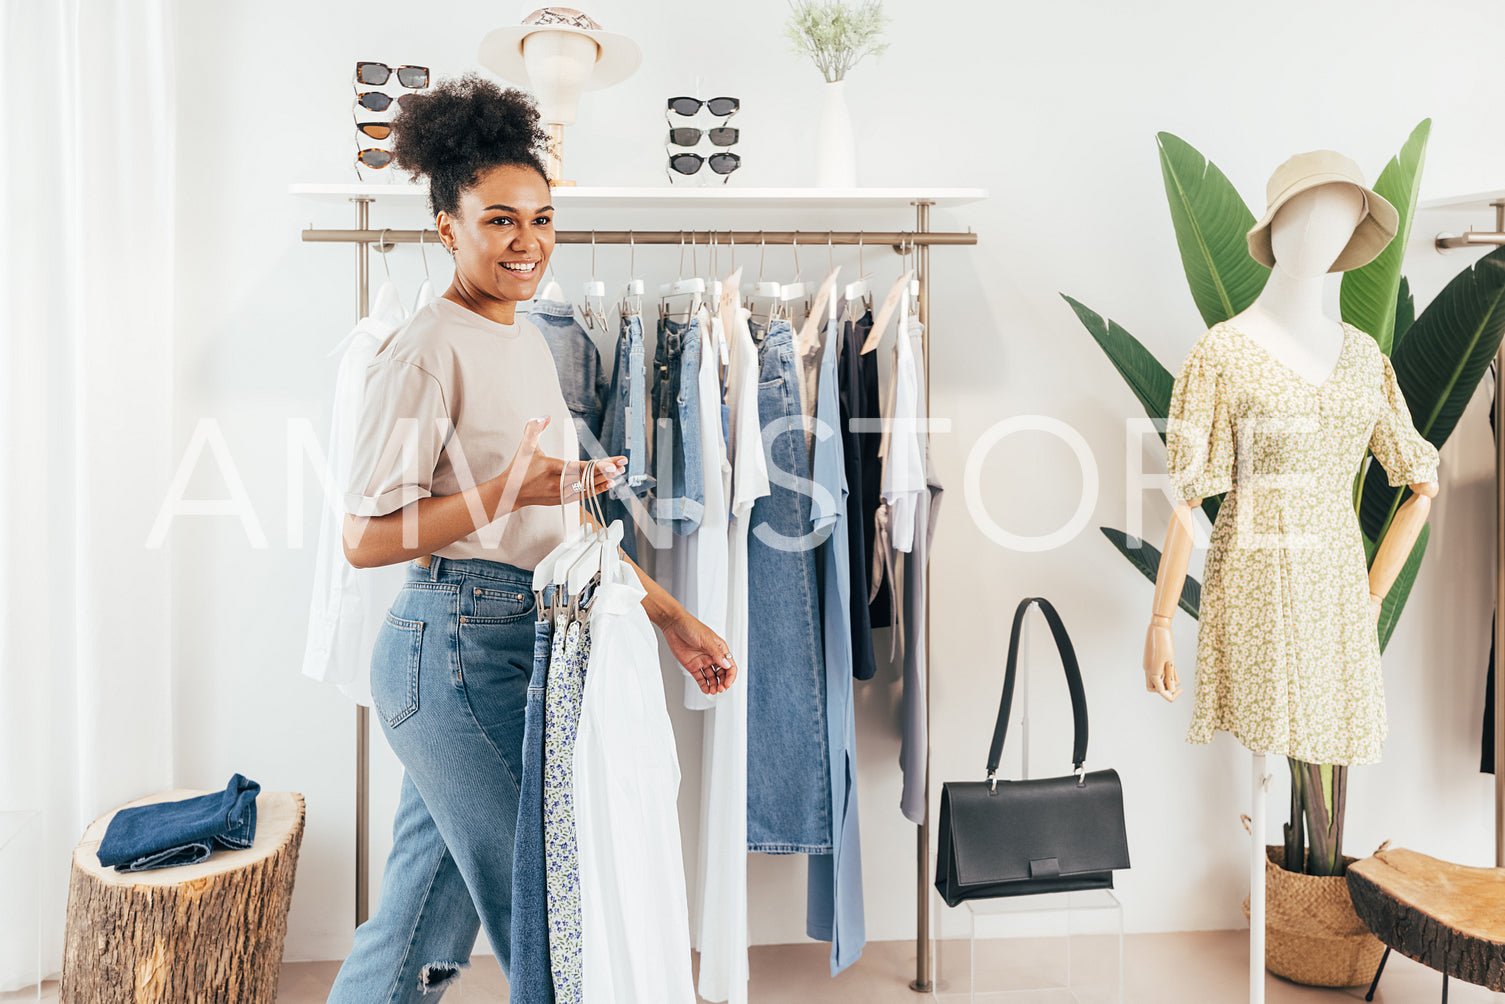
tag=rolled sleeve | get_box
[343,359,452,517]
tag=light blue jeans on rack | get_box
[599,312,650,561]
[745,318,831,853]
[530,299,609,458]
[326,555,536,1004]
[651,314,705,535]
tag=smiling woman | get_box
[327,73,734,1004]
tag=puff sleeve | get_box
[343,359,453,517]
[1165,339,1234,501]
[1368,352,1439,487]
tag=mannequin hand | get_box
[1369,592,1383,624]
[1143,619,1181,702]
[494,416,625,510]
[662,611,737,696]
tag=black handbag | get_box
[935,596,1130,907]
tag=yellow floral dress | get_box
[1165,320,1439,765]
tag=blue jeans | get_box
[745,318,831,853]
[651,315,705,534]
[327,555,536,1003]
[508,613,555,1003]
[530,300,609,458]
[599,312,649,561]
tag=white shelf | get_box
[288,183,988,210]
[1418,188,1505,211]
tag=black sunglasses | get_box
[355,91,419,113]
[668,151,741,181]
[667,127,739,147]
[355,62,429,88]
[666,96,739,118]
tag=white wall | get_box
[170,0,1505,966]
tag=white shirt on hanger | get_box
[881,310,925,553]
[690,299,768,1004]
[680,305,732,710]
[301,282,409,706]
[574,545,696,1004]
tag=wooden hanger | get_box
[861,268,915,354]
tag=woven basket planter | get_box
[1240,845,1386,987]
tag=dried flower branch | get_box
[783,0,891,83]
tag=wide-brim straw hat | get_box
[1246,150,1398,273]
[478,7,641,91]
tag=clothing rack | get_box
[302,195,981,993]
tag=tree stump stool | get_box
[61,788,305,1004]
[1346,847,1505,999]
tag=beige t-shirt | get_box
[343,297,580,568]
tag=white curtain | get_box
[0,0,177,989]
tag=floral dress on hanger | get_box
[1165,320,1439,765]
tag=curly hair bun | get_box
[388,72,550,217]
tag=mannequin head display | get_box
[478,8,642,185]
[1265,183,1366,279]
[1230,150,1398,373]
[388,74,555,324]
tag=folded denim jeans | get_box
[96,773,260,872]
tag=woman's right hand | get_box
[494,416,625,510]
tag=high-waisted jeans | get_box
[326,555,536,1003]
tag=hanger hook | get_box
[591,228,597,278]
[417,229,431,280]
[378,228,393,281]
[758,230,766,284]
[679,229,686,279]
[792,234,801,281]
[858,229,865,278]
[629,230,636,277]
[828,231,834,274]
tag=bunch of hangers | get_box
[533,456,626,623]
[361,225,927,359]
[535,229,925,358]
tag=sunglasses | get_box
[355,62,429,89]
[355,91,419,113]
[356,122,393,141]
[356,148,394,169]
[667,126,739,147]
[666,96,739,118]
[667,151,741,181]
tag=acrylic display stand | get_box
[930,616,1125,1003]
[932,887,1124,1004]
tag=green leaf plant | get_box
[1067,120,1505,877]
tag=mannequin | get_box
[1143,179,1439,1003]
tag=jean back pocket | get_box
[371,611,423,728]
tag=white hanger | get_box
[581,230,608,332]
[844,231,872,305]
[538,254,565,303]
[660,231,706,322]
[749,232,785,322]
[617,232,645,320]
[412,230,436,311]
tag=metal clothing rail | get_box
[300,226,977,248]
[303,200,971,993]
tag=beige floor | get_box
[7,933,1502,1003]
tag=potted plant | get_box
[783,0,890,187]
[1064,119,1505,985]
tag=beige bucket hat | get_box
[1246,150,1398,273]
[478,7,641,91]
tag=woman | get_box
[328,75,734,1002]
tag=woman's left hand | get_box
[663,612,737,695]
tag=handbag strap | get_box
[987,597,1089,780]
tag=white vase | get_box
[815,79,857,188]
